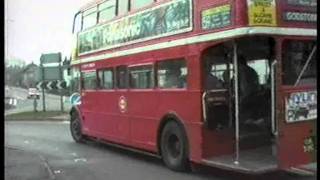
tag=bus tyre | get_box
[70,112,85,143]
[161,121,190,171]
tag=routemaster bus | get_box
[69,0,317,174]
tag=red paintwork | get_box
[73,0,317,171]
[277,85,317,168]
[275,36,317,169]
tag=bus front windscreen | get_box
[282,40,316,86]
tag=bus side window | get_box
[71,67,81,92]
[83,6,98,30]
[82,71,97,90]
[73,13,82,33]
[98,69,114,89]
[131,0,154,10]
[118,0,129,15]
[129,65,154,89]
[116,66,128,89]
[157,59,187,89]
[98,0,116,23]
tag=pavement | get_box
[5,113,70,121]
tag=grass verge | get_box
[5,111,69,121]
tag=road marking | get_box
[39,155,56,180]
[62,121,70,124]
[74,158,87,163]
[54,170,62,174]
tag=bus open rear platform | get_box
[202,146,278,174]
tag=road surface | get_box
[5,121,316,180]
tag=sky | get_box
[5,0,90,65]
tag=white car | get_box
[27,88,40,99]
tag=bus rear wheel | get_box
[160,121,190,171]
[70,112,85,143]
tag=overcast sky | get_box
[5,0,90,65]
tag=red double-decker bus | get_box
[69,0,317,174]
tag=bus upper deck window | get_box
[282,40,316,86]
[73,13,82,34]
[131,0,154,10]
[98,0,116,23]
[118,0,129,15]
[83,7,98,29]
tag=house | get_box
[21,62,40,88]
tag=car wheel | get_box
[161,121,190,171]
[70,112,86,143]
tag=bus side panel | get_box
[127,91,159,151]
[156,91,203,162]
[278,89,316,169]
[95,91,130,143]
[278,122,315,168]
[81,91,103,137]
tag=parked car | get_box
[27,88,40,99]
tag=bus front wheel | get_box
[161,121,190,171]
[70,112,86,143]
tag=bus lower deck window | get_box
[82,71,97,90]
[116,66,128,89]
[158,59,187,89]
[129,65,154,89]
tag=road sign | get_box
[47,81,53,90]
[36,80,68,90]
[40,53,61,64]
[36,82,43,90]
[39,52,64,112]
[57,80,67,89]
[70,93,81,105]
[40,66,61,81]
